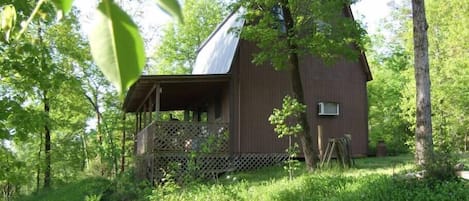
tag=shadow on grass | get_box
[353,154,413,169]
[220,163,302,185]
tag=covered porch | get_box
[123,74,232,181]
[123,74,231,154]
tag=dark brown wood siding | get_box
[207,84,230,123]
[301,55,369,156]
[231,40,369,156]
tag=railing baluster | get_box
[133,121,228,154]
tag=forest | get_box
[0,0,468,200]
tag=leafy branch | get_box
[0,0,183,95]
[268,95,305,179]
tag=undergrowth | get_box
[143,154,469,201]
[14,154,469,201]
[145,171,468,201]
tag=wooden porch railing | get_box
[135,121,288,182]
[136,121,229,155]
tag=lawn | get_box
[148,154,468,201]
[16,154,469,201]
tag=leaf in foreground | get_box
[89,0,145,95]
[0,4,16,42]
[51,0,74,20]
[155,0,184,23]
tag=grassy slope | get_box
[154,154,469,201]
[16,177,110,201]
[15,154,469,201]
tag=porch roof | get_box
[123,74,230,112]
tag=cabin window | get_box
[318,102,339,116]
[271,5,286,33]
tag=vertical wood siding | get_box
[232,40,369,156]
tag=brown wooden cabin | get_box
[123,7,372,181]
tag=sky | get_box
[75,0,393,51]
[351,0,393,35]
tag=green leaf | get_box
[1,4,16,42]
[89,0,145,95]
[51,0,74,20]
[155,0,184,23]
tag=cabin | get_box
[123,7,372,181]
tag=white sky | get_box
[74,0,393,50]
[351,0,393,35]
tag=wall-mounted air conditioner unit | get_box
[318,102,339,116]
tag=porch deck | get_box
[135,121,288,182]
[135,120,231,181]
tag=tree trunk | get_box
[36,131,42,192]
[281,3,316,171]
[412,0,434,167]
[81,132,89,170]
[43,91,51,188]
[120,114,126,174]
[94,92,103,145]
[83,92,105,175]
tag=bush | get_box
[100,169,152,201]
[424,152,457,180]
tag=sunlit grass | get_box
[15,154,469,201]
[150,154,468,201]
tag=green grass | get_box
[16,177,111,201]
[15,154,469,201]
[149,154,469,201]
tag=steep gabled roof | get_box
[192,7,372,81]
[192,10,244,75]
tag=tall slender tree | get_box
[411,0,434,167]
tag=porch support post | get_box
[154,83,160,121]
[184,110,190,121]
[134,113,138,154]
[192,110,199,122]
[136,84,158,125]
[149,98,153,123]
[197,110,202,122]
[138,111,142,131]
[143,103,147,127]
[137,110,141,131]
[135,113,138,135]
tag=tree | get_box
[367,43,412,155]
[423,0,469,153]
[150,0,227,74]
[237,0,366,170]
[411,0,434,167]
[0,2,116,191]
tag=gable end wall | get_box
[232,40,369,157]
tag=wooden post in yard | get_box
[318,125,324,160]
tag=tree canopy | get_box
[150,0,227,74]
[367,0,469,155]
